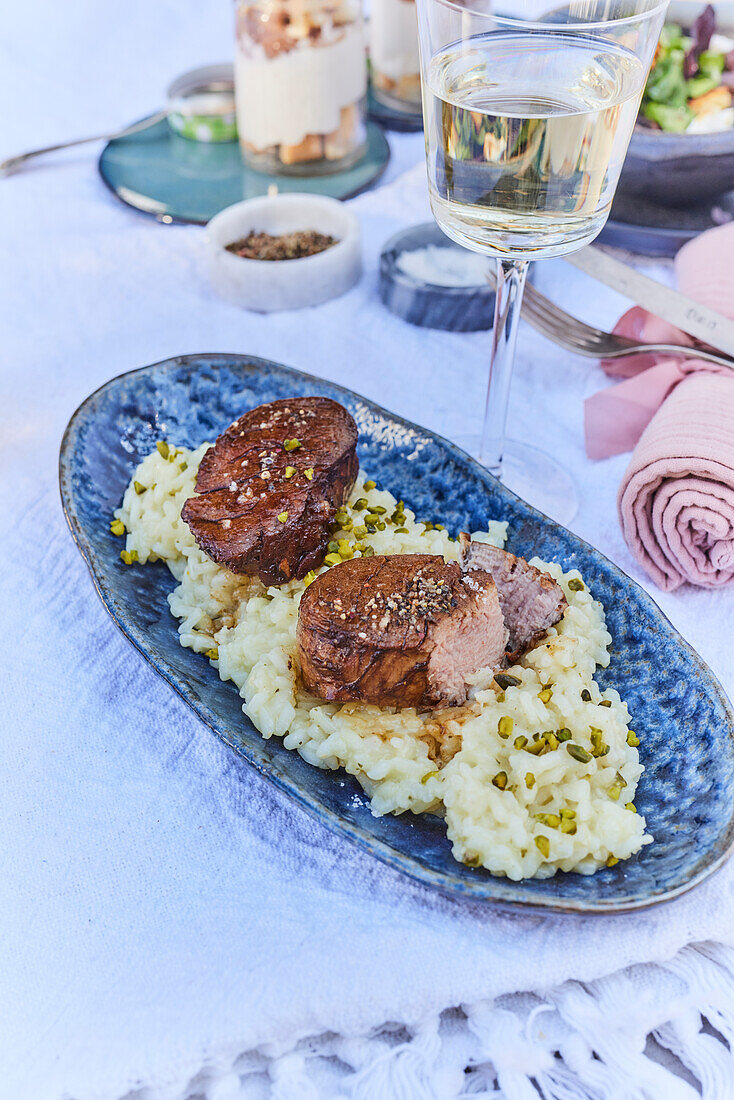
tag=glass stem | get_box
[480,258,529,478]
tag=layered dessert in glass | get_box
[369,0,421,115]
[234,0,367,174]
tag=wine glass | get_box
[415,0,668,521]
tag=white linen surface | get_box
[2,3,734,1098]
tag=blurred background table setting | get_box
[3,0,734,1097]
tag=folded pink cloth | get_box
[618,372,734,591]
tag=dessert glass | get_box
[234,0,368,175]
[369,0,421,115]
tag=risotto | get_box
[114,441,651,880]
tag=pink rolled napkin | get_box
[618,372,734,591]
[584,222,734,588]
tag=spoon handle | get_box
[1,111,167,176]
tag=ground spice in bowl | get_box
[225,230,338,261]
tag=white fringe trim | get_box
[145,942,734,1100]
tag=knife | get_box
[564,244,734,359]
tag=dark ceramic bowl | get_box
[379,222,497,331]
[619,2,734,206]
[59,353,734,913]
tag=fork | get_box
[506,277,734,371]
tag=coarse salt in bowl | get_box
[206,194,362,311]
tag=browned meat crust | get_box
[182,397,358,585]
[459,535,567,662]
[297,554,508,707]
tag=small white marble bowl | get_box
[206,194,362,312]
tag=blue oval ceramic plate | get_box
[59,354,734,913]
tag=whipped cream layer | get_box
[369,0,419,83]
[235,24,366,150]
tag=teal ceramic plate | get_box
[98,117,390,225]
[60,354,734,912]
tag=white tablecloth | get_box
[3,3,734,1098]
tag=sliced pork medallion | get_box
[182,397,358,585]
[297,554,508,707]
[460,535,567,662]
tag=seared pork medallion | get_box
[182,397,358,585]
[460,535,568,663]
[297,554,508,707]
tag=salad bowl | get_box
[619,1,734,206]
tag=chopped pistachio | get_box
[324,553,341,566]
[538,688,553,704]
[514,735,528,750]
[283,438,301,452]
[377,521,386,531]
[363,480,376,491]
[364,513,381,525]
[599,699,612,708]
[525,740,546,756]
[303,570,317,587]
[607,781,623,801]
[277,511,288,523]
[626,731,640,747]
[560,808,576,820]
[328,540,340,553]
[434,523,445,531]
[421,770,438,784]
[535,835,550,857]
[362,546,375,557]
[492,771,508,790]
[606,855,619,868]
[370,506,387,515]
[525,772,536,789]
[133,480,146,495]
[568,578,585,591]
[353,498,368,511]
[284,466,296,479]
[110,519,126,537]
[205,647,219,661]
[120,549,138,565]
[544,732,559,751]
[495,673,521,691]
[303,467,314,481]
[536,813,561,828]
[395,527,409,534]
[581,688,592,702]
[156,440,170,459]
[557,728,572,742]
[560,819,577,835]
[353,525,368,539]
[179,461,187,471]
[463,855,481,868]
[567,743,592,763]
[497,716,514,739]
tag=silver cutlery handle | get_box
[1,110,167,176]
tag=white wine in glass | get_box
[416,0,668,521]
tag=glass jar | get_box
[234,0,368,175]
[369,0,421,116]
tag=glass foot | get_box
[454,435,579,526]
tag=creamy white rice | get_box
[115,442,651,879]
